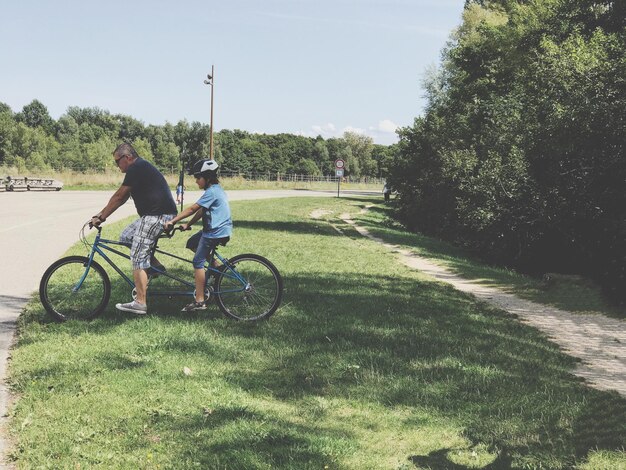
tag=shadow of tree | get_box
[409,448,513,469]
[146,405,353,467]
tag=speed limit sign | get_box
[335,159,345,169]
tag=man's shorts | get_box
[120,215,175,270]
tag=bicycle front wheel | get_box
[40,256,111,322]
[215,254,283,321]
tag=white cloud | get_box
[377,119,399,133]
[342,125,365,135]
[311,123,337,135]
[298,119,400,145]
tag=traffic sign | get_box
[335,159,345,169]
[336,169,344,177]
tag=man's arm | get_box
[91,185,132,226]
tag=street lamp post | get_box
[203,65,215,160]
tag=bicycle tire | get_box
[214,254,283,321]
[39,255,111,322]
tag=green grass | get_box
[8,197,626,469]
[351,200,626,320]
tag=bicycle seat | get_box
[213,237,230,247]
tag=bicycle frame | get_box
[80,226,247,299]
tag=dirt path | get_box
[339,212,626,397]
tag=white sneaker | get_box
[116,300,148,315]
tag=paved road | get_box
[0,188,374,467]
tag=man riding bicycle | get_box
[91,142,177,315]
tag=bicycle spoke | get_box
[40,257,110,321]
[215,254,283,321]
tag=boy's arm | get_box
[165,203,201,229]
[186,207,203,226]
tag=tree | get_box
[0,111,15,164]
[0,102,12,115]
[312,140,330,174]
[16,99,55,134]
[389,0,626,302]
[294,158,321,176]
[132,138,155,164]
[116,114,145,142]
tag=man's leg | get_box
[133,268,149,305]
[119,219,141,246]
[117,216,168,314]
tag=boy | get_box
[164,159,233,311]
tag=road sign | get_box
[335,159,345,169]
[336,169,344,177]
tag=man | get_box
[91,142,177,315]
[383,183,391,202]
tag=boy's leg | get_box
[194,268,206,303]
[182,235,212,310]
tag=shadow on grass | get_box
[148,405,353,467]
[409,448,513,469]
[212,272,625,467]
[18,264,626,467]
[234,219,349,237]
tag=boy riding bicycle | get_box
[164,159,233,312]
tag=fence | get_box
[217,170,384,185]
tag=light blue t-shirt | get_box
[197,184,233,239]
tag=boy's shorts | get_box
[187,230,230,269]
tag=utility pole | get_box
[203,65,215,159]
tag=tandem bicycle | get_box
[39,222,283,322]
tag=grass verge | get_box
[353,200,625,320]
[8,197,626,469]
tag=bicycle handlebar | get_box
[161,225,191,238]
[87,221,102,231]
[86,221,188,238]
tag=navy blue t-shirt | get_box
[122,158,177,216]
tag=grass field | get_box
[354,204,626,320]
[8,196,626,469]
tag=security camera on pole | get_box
[335,159,345,197]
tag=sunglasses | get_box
[115,155,128,166]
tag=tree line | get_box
[0,100,395,178]
[388,0,625,302]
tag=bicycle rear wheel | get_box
[40,256,111,322]
[214,254,283,321]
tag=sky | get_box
[0,0,465,146]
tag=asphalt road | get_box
[0,188,375,466]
